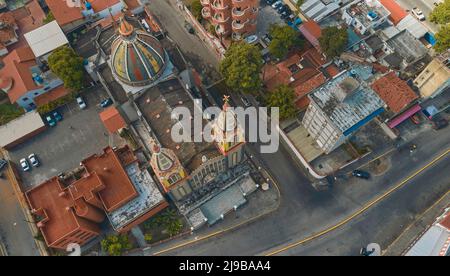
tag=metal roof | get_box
[24,20,69,58]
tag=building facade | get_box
[414,53,450,99]
[201,0,259,41]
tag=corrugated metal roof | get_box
[24,21,69,57]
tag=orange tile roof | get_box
[100,106,127,133]
[89,0,121,12]
[124,0,140,10]
[12,0,46,34]
[371,72,418,113]
[379,0,407,25]
[0,46,38,103]
[45,0,84,27]
[34,85,70,107]
[82,147,138,212]
[299,20,322,49]
[0,12,18,47]
[440,213,450,231]
[25,174,102,247]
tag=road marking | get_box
[382,188,450,256]
[265,149,450,256]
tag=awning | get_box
[388,104,421,128]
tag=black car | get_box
[184,22,195,34]
[352,170,371,180]
[0,159,7,171]
[432,117,448,130]
[266,0,276,5]
[277,5,288,14]
[100,98,114,108]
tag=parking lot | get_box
[8,86,125,191]
[256,2,287,37]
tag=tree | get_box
[166,218,183,237]
[144,233,153,243]
[191,0,203,22]
[101,234,132,256]
[48,46,84,92]
[0,103,24,125]
[266,85,297,120]
[430,0,450,25]
[434,24,450,53]
[220,42,263,95]
[295,0,305,11]
[319,26,348,58]
[43,12,55,24]
[268,24,302,59]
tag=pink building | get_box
[201,0,259,41]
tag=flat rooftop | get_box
[309,65,385,133]
[0,111,45,148]
[346,0,390,27]
[135,78,217,169]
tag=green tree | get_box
[43,12,55,24]
[144,233,153,243]
[191,0,204,21]
[434,24,450,53]
[166,218,183,237]
[266,85,297,120]
[0,103,24,125]
[295,0,305,11]
[430,0,450,25]
[219,42,263,95]
[319,26,348,58]
[48,46,84,92]
[101,234,132,256]
[268,24,302,59]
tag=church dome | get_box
[111,17,166,87]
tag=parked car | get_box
[352,170,371,180]
[266,0,276,5]
[432,117,448,130]
[410,114,420,125]
[20,158,30,172]
[100,98,114,108]
[45,115,57,127]
[52,111,63,121]
[277,4,288,13]
[184,21,195,34]
[0,159,7,171]
[412,7,425,21]
[28,153,40,167]
[272,1,282,9]
[262,33,272,44]
[76,96,87,109]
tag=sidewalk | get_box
[126,181,280,256]
[383,191,450,256]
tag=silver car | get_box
[20,158,30,172]
[76,96,87,109]
[28,153,40,167]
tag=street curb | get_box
[152,177,282,255]
[264,148,450,256]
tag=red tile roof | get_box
[100,106,127,133]
[299,20,322,49]
[82,147,138,212]
[34,85,70,107]
[0,12,18,48]
[371,72,418,113]
[379,0,408,25]
[0,46,38,103]
[440,213,450,231]
[89,0,121,12]
[45,0,84,27]
[12,0,46,34]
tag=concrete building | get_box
[414,53,450,99]
[0,46,65,111]
[342,0,390,35]
[406,208,450,256]
[0,111,46,150]
[201,0,259,41]
[298,0,348,22]
[302,65,385,153]
[25,146,168,250]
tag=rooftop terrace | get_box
[309,65,385,133]
[345,0,390,27]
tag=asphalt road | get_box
[395,0,441,34]
[0,173,40,256]
[143,0,450,256]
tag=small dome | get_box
[111,17,167,87]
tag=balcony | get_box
[232,7,248,18]
[202,7,211,19]
[232,32,243,41]
[215,24,230,36]
[200,0,210,6]
[232,19,248,31]
[212,13,230,24]
[212,0,228,11]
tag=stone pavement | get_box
[383,192,450,256]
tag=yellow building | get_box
[414,54,450,98]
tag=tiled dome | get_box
[111,17,166,87]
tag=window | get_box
[168,173,182,185]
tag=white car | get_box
[412,7,425,21]
[28,154,40,167]
[20,158,30,172]
[76,96,87,109]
